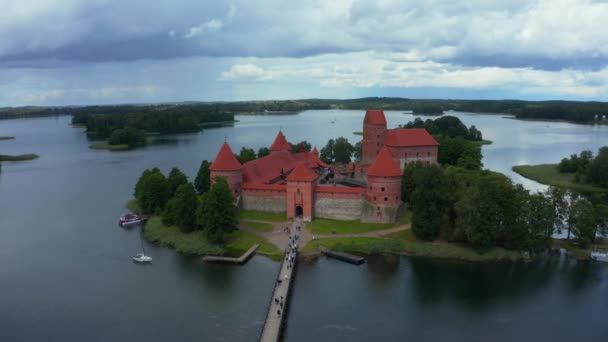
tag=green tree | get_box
[587,146,608,186]
[236,147,256,163]
[257,147,270,158]
[401,161,425,203]
[320,139,335,164]
[194,160,211,194]
[438,137,482,170]
[333,137,354,164]
[289,141,312,153]
[593,203,608,243]
[570,198,596,248]
[163,183,199,232]
[137,169,169,214]
[410,165,447,240]
[107,127,146,147]
[167,167,188,198]
[548,187,567,237]
[197,177,237,243]
[525,192,555,252]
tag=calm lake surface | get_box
[0,110,607,341]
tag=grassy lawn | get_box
[237,210,287,222]
[512,164,606,193]
[240,220,273,232]
[0,153,39,161]
[90,142,130,151]
[143,216,281,260]
[302,228,524,262]
[0,136,15,140]
[307,217,394,235]
[225,230,282,261]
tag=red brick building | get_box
[210,109,438,223]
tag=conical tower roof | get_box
[367,147,401,177]
[270,131,291,152]
[363,109,387,125]
[210,142,242,171]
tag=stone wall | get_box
[313,196,362,220]
[360,201,401,224]
[241,194,286,212]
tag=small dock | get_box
[202,244,259,265]
[259,223,300,342]
[319,245,365,265]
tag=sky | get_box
[1,0,608,106]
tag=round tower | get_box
[364,147,402,223]
[209,142,243,197]
[362,109,388,164]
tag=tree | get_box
[333,137,354,164]
[236,147,256,163]
[167,167,188,198]
[289,141,312,153]
[107,127,146,147]
[163,183,198,232]
[194,160,211,194]
[197,177,237,243]
[353,141,362,162]
[134,168,157,199]
[401,161,425,203]
[257,147,270,158]
[320,139,335,164]
[548,187,567,237]
[137,169,169,214]
[570,198,596,248]
[587,146,608,186]
[438,137,482,170]
[410,165,448,241]
[524,192,555,252]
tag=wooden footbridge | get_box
[258,222,300,342]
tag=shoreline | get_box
[512,164,607,193]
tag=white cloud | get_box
[184,19,223,38]
[220,63,271,80]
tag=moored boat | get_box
[132,253,152,263]
[119,213,144,227]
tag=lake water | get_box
[0,111,607,341]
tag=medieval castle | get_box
[210,110,439,223]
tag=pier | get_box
[202,244,259,265]
[259,221,300,342]
[319,245,365,265]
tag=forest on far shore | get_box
[2,97,608,124]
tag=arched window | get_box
[297,188,300,194]
[384,197,388,201]
[381,187,385,192]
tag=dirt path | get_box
[313,224,410,239]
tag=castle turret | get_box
[364,147,402,223]
[286,163,318,222]
[269,131,291,154]
[210,142,243,197]
[362,109,387,163]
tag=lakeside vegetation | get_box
[3,97,607,125]
[512,164,607,193]
[0,136,15,140]
[0,153,39,161]
[90,143,130,151]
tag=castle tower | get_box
[209,142,243,197]
[269,131,291,154]
[364,147,402,223]
[286,163,318,222]
[362,109,387,163]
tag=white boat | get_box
[119,213,144,227]
[133,253,152,263]
[590,251,608,262]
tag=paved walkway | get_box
[259,219,301,342]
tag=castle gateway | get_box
[210,110,439,223]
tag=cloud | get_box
[184,19,223,38]
[221,63,270,80]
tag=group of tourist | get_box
[274,224,300,318]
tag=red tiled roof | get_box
[367,147,402,177]
[242,150,325,184]
[286,163,318,182]
[210,142,242,171]
[364,109,387,126]
[270,131,291,152]
[384,128,439,147]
